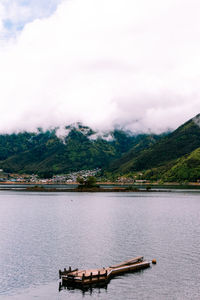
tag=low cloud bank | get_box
[0,0,200,134]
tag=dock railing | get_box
[81,270,108,282]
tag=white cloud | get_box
[0,0,200,134]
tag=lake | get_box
[0,190,200,299]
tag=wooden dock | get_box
[59,256,151,288]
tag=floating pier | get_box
[59,256,152,288]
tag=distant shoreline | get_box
[1,181,200,186]
[1,183,200,192]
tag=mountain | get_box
[143,147,200,182]
[109,114,200,174]
[108,134,165,173]
[0,124,160,175]
[1,114,200,180]
[162,147,200,182]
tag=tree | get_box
[77,176,98,188]
[77,176,84,185]
[85,176,97,187]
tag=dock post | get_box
[98,271,100,281]
[90,272,93,282]
[105,270,108,278]
[64,268,66,272]
[82,273,85,282]
[69,266,71,272]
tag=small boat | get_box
[59,256,151,288]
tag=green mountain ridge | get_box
[109,114,200,175]
[163,147,200,182]
[1,114,200,181]
[0,125,162,175]
[143,147,200,182]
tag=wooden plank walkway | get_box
[59,256,152,288]
[110,256,143,268]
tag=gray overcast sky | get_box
[0,0,200,134]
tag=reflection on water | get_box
[59,281,108,295]
[0,191,200,299]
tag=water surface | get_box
[0,191,200,299]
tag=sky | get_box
[0,0,200,134]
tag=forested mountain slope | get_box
[0,125,161,174]
[109,114,200,174]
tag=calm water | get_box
[0,191,200,299]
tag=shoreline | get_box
[1,181,200,186]
[0,186,149,192]
[1,182,200,192]
[1,186,200,193]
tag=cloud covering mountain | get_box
[0,0,200,134]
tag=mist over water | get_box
[0,191,200,299]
